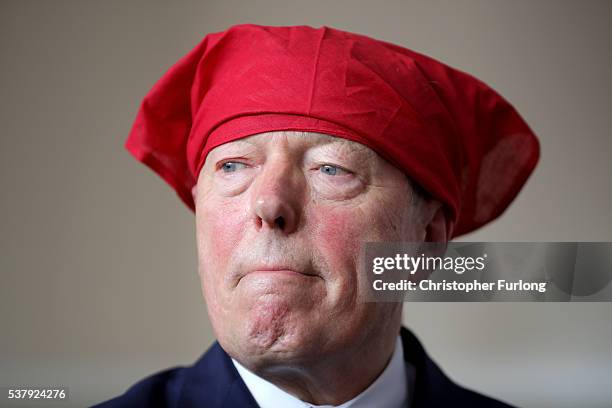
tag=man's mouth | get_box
[239,265,320,282]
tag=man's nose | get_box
[251,158,303,234]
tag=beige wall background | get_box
[1,0,611,407]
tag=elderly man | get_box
[96,24,539,407]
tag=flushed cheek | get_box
[316,210,360,257]
[311,207,364,297]
[197,200,247,337]
[311,202,400,299]
[198,199,246,284]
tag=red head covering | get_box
[126,24,539,238]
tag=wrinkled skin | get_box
[193,131,444,404]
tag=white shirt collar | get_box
[232,335,413,408]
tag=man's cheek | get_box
[199,211,243,314]
[198,204,245,285]
[201,201,244,254]
[313,209,362,271]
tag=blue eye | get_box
[320,165,342,176]
[221,162,246,173]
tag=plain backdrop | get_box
[1,1,611,407]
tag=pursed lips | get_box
[238,265,320,282]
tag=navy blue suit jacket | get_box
[94,327,514,407]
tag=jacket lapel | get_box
[177,342,259,408]
[400,326,459,407]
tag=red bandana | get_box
[126,24,539,237]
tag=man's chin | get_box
[223,318,323,370]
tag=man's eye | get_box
[220,162,247,173]
[319,164,348,176]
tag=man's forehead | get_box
[211,131,377,156]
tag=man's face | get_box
[194,131,428,370]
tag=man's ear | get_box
[422,201,451,243]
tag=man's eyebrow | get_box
[208,139,258,156]
[209,132,377,159]
[314,137,377,159]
